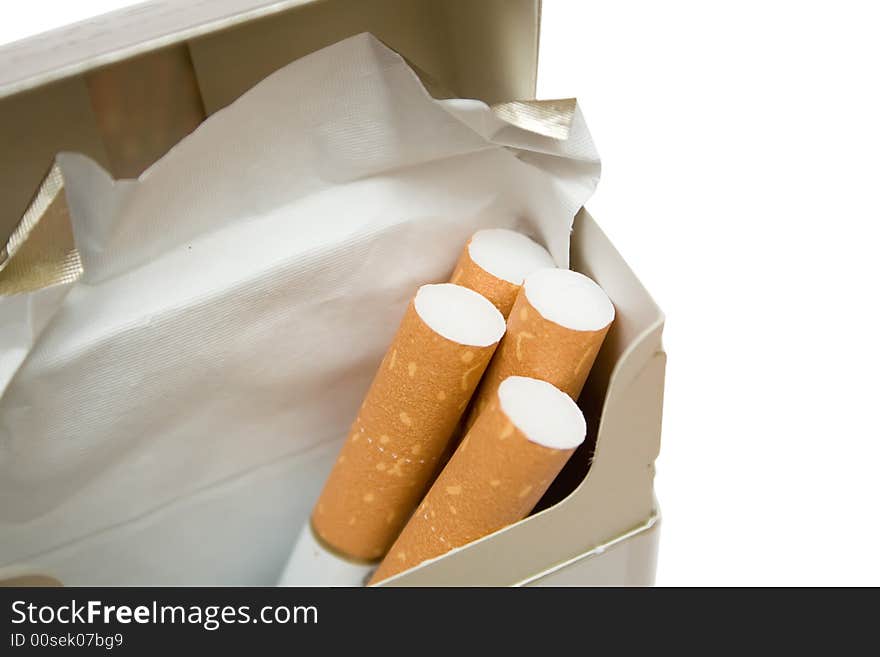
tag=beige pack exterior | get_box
[0,0,664,586]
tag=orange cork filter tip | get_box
[310,283,506,562]
[450,229,555,317]
[370,375,586,584]
[464,268,614,429]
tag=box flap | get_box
[1,0,541,242]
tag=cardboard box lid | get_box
[0,0,541,242]
[0,0,540,101]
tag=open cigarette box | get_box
[0,0,664,586]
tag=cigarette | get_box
[370,375,586,584]
[450,229,555,317]
[309,283,506,563]
[464,268,614,429]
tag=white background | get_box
[2,1,879,585]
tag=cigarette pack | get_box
[0,0,664,586]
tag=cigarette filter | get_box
[450,228,555,317]
[309,283,506,563]
[370,375,586,584]
[464,267,614,429]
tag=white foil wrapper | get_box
[0,33,600,585]
[278,525,373,587]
